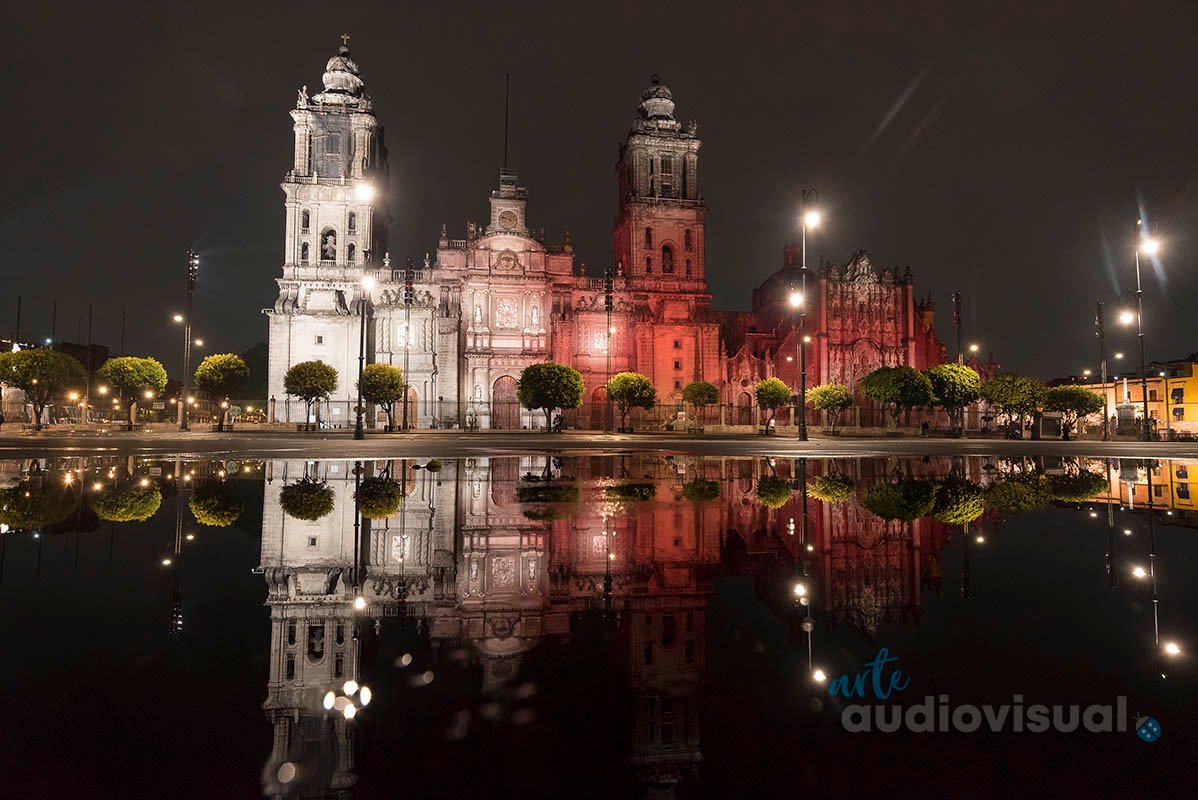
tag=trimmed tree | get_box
[980,373,1047,437]
[931,478,985,524]
[607,371,656,431]
[517,362,585,430]
[861,366,935,430]
[0,478,77,529]
[754,377,792,428]
[1045,386,1105,440]
[189,483,244,527]
[194,353,250,431]
[0,348,87,430]
[806,383,854,435]
[863,480,938,521]
[682,381,719,429]
[681,479,721,503]
[809,474,855,503]
[360,363,405,431]
[985,473,1051,514]
[283,361,338,428]
[926,363,981,436]
[355,476,404,519]
[97,356,169,426]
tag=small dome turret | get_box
[638,74,676,121]
[314,38,365,102]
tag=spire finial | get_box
[341,33,351,48]
[502,73,510,172]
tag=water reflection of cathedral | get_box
[256,455,978,795]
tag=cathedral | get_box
[266,41,945,429]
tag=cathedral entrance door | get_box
[736,392,753,426]
[491,376,520,429]
[589,387,608,430]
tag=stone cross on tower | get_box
[341,33,351,47]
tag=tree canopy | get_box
[984,473,1052,514]
[194,353,250,397]
[1045,386,1105,437]
[360,363,405,429]
[931,478,986,524]
[806,383,854,434]
[980,373,1046,420]
[606,371,656,429]
[808,474,855,503]
[681,479,721,503]
[518,362,585,429]
[1047,470,1109,502]
[926,363,981,434]
[863,480,938,521]
[682,381,719,424]
[861,366,935,427]
[0,348,87,429]
[98,356,168,398]
[754,377,792,423]
[284,361,338,424]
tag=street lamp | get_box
[180,250,199,431]
[1131,220,1159,441]
[353,275,375,440]
[796,188,820,441]
[969,343,980,354]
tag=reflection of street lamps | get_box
[796,190,820,441]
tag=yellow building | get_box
[1072,357,1198,437]
[1087,457,1197,522]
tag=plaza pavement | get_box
[1,428,1195,460]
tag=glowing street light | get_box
[1115,352,1124,360]
[1082,369,1092,377]
[353,595,367,611]
[788,290,804,308]
[173,314,184,323]
[796,187,820,442]
[812,668,827,683]
[1118,310,1135,325]
[1140,237,1160,256]
[969,343,980,353]
[1164,641,1181,656]
[355,183,375,202]
[1132,566,1148,579]
[793,582,807,597]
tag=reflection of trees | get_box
[808,475,854,503]
[1047,471,1108,502]
[984,473,1051,514]
[90,482,162,523]
[755,475,792,509]
[188,482,244,527]
[681,479,720,503]
[931,479,985,524]
[279,477,335,521]
[0,476,77,529]
[863,480,937,521]
[354,476,403,519]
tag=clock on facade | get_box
[497,209,518,230]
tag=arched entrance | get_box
[400,386,419,429]
[491,376,520,429]
[590,387,608,430]
[736,392,753,426]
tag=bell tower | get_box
[612,75,706,289]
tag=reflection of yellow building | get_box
[1074,358,1198,436]
[1090,458,1197,523]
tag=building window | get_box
[285,654,295,680]
[673,340,681,349]
[307,535,317,547]
[301,210,311,233]
[674,380,681,389]
[334,653,344,678]
[685,258,692,277]
[347,212,356,234]
[661,155,672,175]
[684,229,693,251]
[324,134,340,154]
[674,360,681,370]
[287,622,297,646]
[645,255,652,274]
[661,244,675,274]
[644,227,653,248]
[347,243,356,263]
[314,335,324,345]
[300,242,309,264]
[1149,389,1158,401]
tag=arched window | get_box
[644,227,653,248]
[661,244,675,274]
[300,242,310,264]
[347,212,356,234]
[684,229,693,251]
[347,243,356,263]
[645,255,652,274]
[685,258,692,277]
[320,229,337,262]
[301,210,311,233]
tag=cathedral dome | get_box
[638,74,676,120]
[318,43,365,99]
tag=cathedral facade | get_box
[266,42,943,429]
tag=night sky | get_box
[6,1,1197,378]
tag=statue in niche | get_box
[320,230,336,261]
[473,303,483,325]
[530,304,540,326]
[474,384,483,402]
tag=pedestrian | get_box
[920,420,929,438]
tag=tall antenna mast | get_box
[503,73,510,172]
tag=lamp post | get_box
[402,264,413,431]
[1130,220,1159,442]
[952,290,964,364]
[794,189,820,441]
[354,275,375,440]
[1095,301,1109,441]
[604,264,614,433]
[179,251,198,431]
